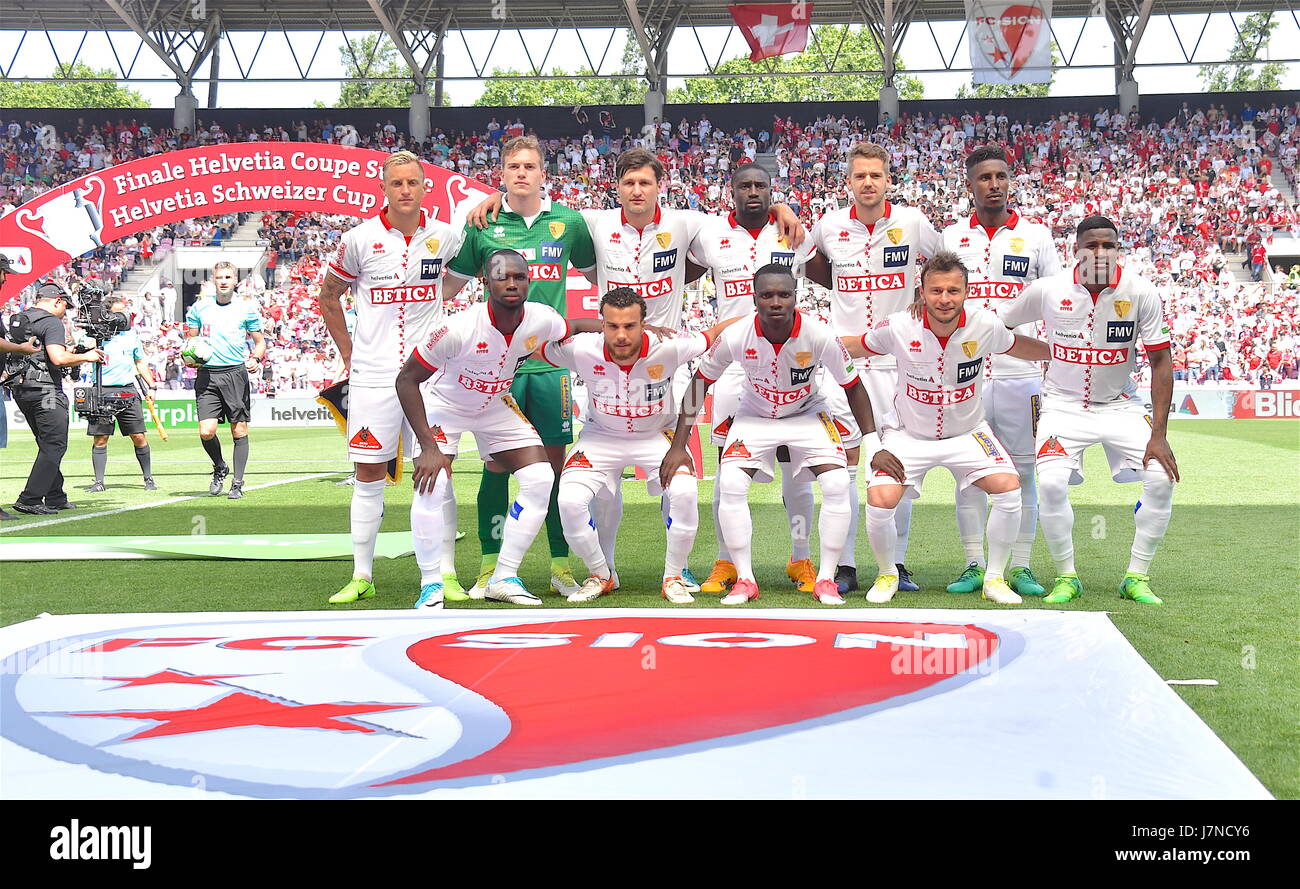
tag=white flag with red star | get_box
[966,0,1053,84]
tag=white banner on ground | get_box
[0,609,1270,799]
[965,0,1053,85]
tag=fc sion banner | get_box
[965,0,1053,85]
[0,143,494,305]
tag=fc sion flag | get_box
[965,0,1053,84]
[729,4,814,62]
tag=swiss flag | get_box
[729,3,813,62]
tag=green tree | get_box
[0,62,147,108]
[475,32,646,106]
[957,43,1059,98]
[1198,12,1286,92]
[667,25,923,103]
[332,35,424,108]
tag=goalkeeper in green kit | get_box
[442,136,597,598]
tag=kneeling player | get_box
[396,250,598,608]
[661,264,881,606]
[843,252,1050,604]
[1001,216,1179,605]
[541,288,738,604]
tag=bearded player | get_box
[661,264,882,606]
[1001,216,1178,605]
[541,288,739,604]
[805,143,940,594]
[320,150,478,606]
[941,145,1063,599]
[841,252,1050,604]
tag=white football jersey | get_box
[810,201,940,367]
[688,213,816,321]
[541,330,711,434]
[863,307,1015,439]
[582,206,709,329]
[414,302,568,415]
[698,311,860,420]
[941,211,1062,378]
[329,207,465,386]
[1001,266,1171,406]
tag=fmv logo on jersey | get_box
[1107,321,1135,342]
[1002,255,1030,276]
[882,245,909,268]
[956,358,983,383]
[653,249,677,272]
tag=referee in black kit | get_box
[4,282,105,516]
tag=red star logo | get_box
[100,669,251,689]
[991,49,1008,63]
[68,691,419,741]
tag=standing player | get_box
[805,143,940,594]
[685,163,821,596]
[542,288,738,604]
[841,252,1050,604]
[443,136,597,599]
[396,250,598,608]
[941,145,1062,598]
[661,264,880,606]
[319,150,475,606]
[184,261,265,500]
[83,294,158,493]
[1002,216,1178,605]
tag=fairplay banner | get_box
[0,143,494,302]
[965,0,1053,85]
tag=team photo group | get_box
[222,134,1181,612]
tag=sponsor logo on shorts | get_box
[790,366,815,386]
[972,431,1002,459]
[906,383,975,406]
[429,425,449,444]
[883,245,909,267]
[956,358,983,383]
[1106,321,1134,343]
[839,272,905,293]
[722,440,751,460]
[1037,436,1067,459]
[420,258,443,280]
[652,249,678,273]
[754,383,811,405]
[1051,344,1128,365]
[817,412,842,445]
[458,374,512,395]
[564,450,593,470]
[370,285,437,304]
[712,417,733,438]
[1002,256,1029,277]
[349,427,382,450]
[967,281,1023,300]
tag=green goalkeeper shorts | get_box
[510,368,572,446]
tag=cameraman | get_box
[0,254,44,520]
[84,296,158,493]
[7,283,105,516]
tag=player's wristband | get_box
[862,431,882,462]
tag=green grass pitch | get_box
[2,418,1297,797]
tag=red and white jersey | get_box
[1002,266,1171,406]
[329,207,465,386]
[413,302,568,415]
[810,201,940,367]
[863,308,1015,439]
[941,211,1062,378]
[541,330,712,434]
[688,213,816,321]
[697,311,860,420]
[582,205,709,329]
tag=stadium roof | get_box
[3,0,1284,32]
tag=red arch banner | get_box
[0,143,496,303]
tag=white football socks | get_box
[716,462,755,581]
[349,478,386,581]
[1010,459,1038,569]
[440,480,458,575]
[1037,466,1076,575]
[491,461,555,582]
[842,463,860,568]
[866,504,899,577]
[1129,469,1174,574]
[557,481,609,579]
[893,496,913,565]
[410,475,452,585]
[663,473,699,579]
[955,484,988,567]
[984,488,1022,582]
[781,461,813,562]
[711,470,732,563]
[815,468,851,582]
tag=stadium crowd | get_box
[3,99,1298,391]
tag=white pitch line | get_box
[0,472,337,534]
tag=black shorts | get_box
[86,386,146,436]
[195,364,252,423]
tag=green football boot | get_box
[1118,573,1163,605]
[329,577,376,605]
[946,562,985,594]
[1008,566,1047,597]
[1043,573,1084,604]
[442,573,470,602]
